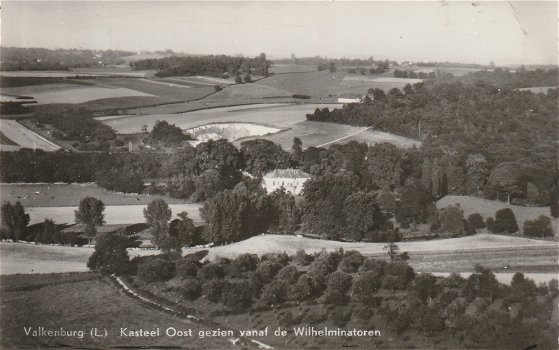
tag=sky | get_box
[1,1,557,65]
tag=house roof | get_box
[263,169,312,179]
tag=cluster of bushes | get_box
[393,69,436,79]
[124,247,558,349]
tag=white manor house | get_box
[261,169,312,196]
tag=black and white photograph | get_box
[0,1,558,349]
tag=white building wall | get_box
[262,177,309,196]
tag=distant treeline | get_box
[460,67,559,89]
[0,47,135,71]
[274,55,395,68]
[129,53,270,77]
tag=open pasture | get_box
[198,233,557,277]
[269,63,317,74]
[97,103,339,134]
[437,195,559,234]
[25,203,202,225]
[3,84,152,105]
[0,183,189,207]
[246,120,421,150]
[0,243,157,275]
[202,82,294,104]
[256,70,347,97]
[96,77,215,101]
[0,275,232,349]
[340,75,423,91]
[0,119,60,151]
[200,233,556,260]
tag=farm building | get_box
[337,93,363,104]
[261,169,312,196]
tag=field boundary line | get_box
[14,120,62,150]
[316,126,371,147]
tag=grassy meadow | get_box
[0,274,235,349]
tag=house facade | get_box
[261,169,312,196]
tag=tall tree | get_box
[1,201,30,242]
[240,139,291,177]
[143,199,173,249]
[74,197,105,244]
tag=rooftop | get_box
[263,168,312,179]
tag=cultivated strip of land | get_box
[0,119,60,151]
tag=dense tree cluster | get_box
[307,77,558,206]
[0,47,134,71]
[128,247,558,349]
[130,53,270,77]
[148,120,192,145]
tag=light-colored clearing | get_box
[0,120,60,151]
[25,203,202,225]
[97,103,340,134]
[0,183,190,207]
[187,122,281,142]
[255,120,421,150]
[0,242,157,275]
[25,86,153,104]
[342,76,423,84]
[201,233,556,261]
[437,195,558,234]
[433,272,557,285]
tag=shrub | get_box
[261,252,290,266]
[279,311,301,327]
[291,272,326,301]
[382,262,415,290]
[338,250,364,273]
[87,233,132,275]
[222,280,253,311]
[323,272,352,305]
[360,258,387,277]
[329,306,351,327]
[203,279,226,302]
[260,280,290,307]
[551,202,559,218]
[485,217,495,232]
[255,260,283,283]
[523,215,553,237]
[176,258,202,279]
[182,278,202,301]
[294,248,313,266]
[137,258,175,283]
[353,271,381,305]
[275,265,300,285]
[467,213,485,230]
[228,253,259,277]
[197,262,225,280]
[492,208,518,234]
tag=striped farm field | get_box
[0,119,60,151]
